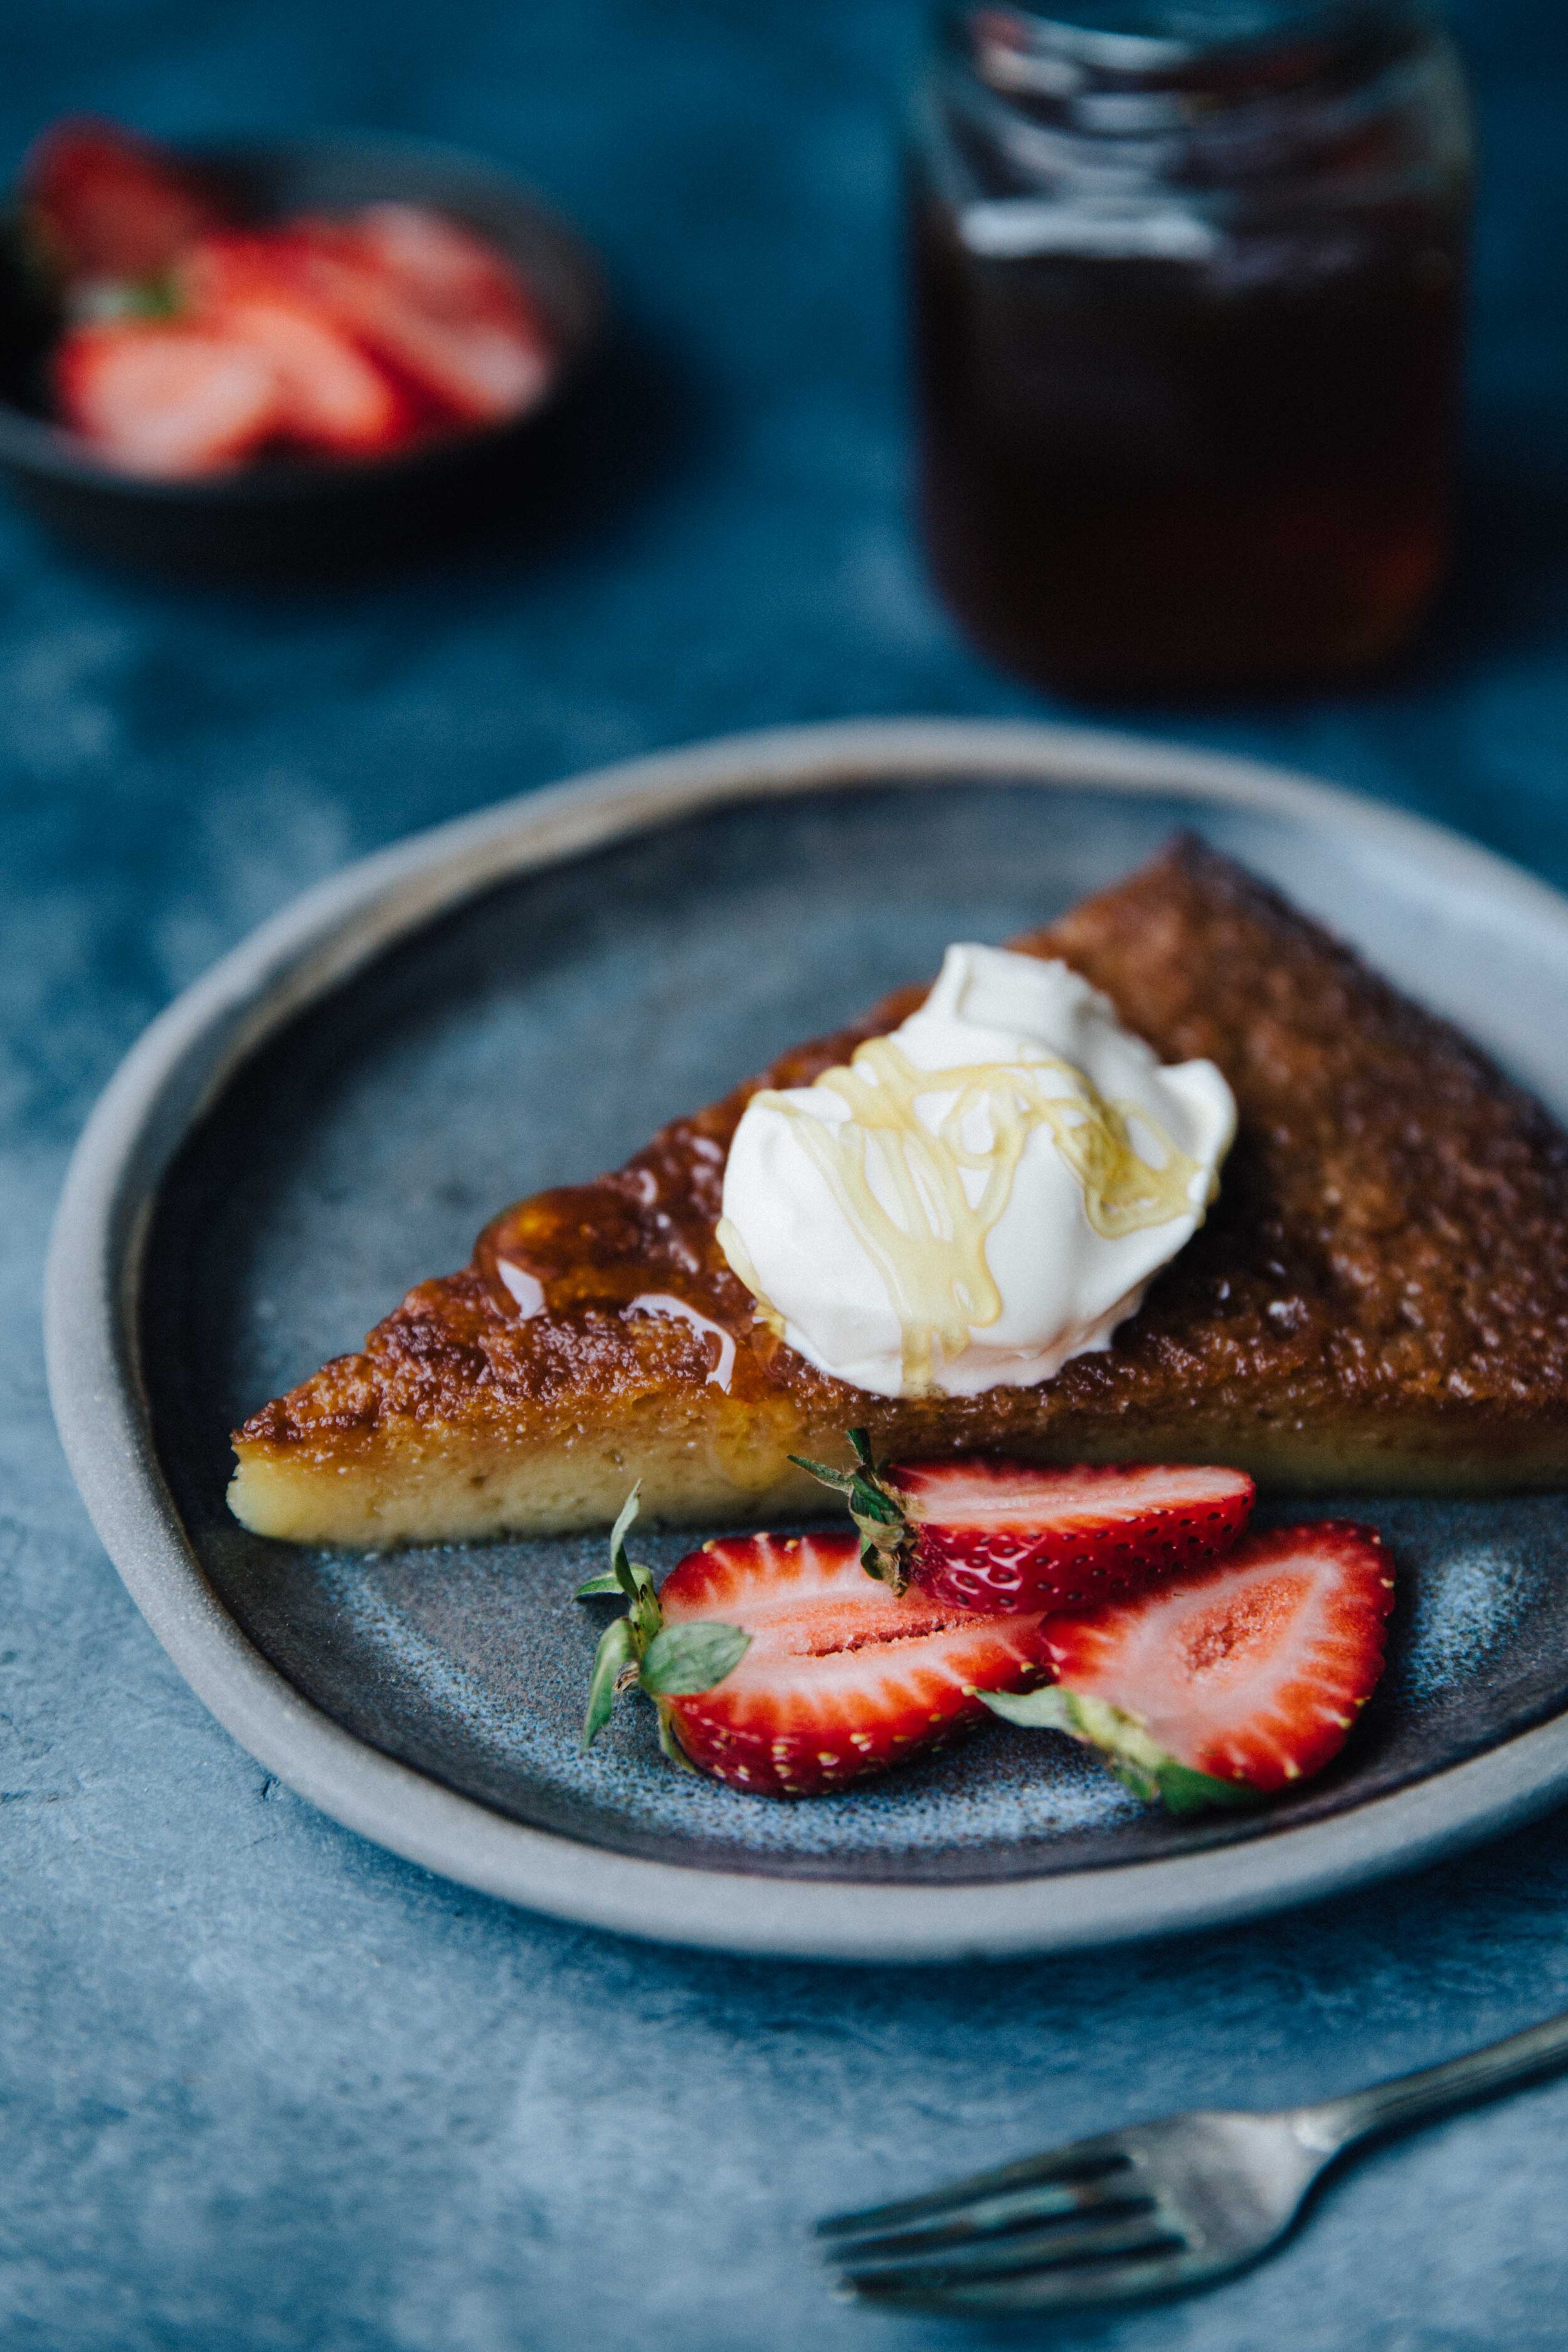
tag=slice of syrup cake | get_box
[229,838,1568,1544]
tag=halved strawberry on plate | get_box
[793,1432,1255,1613]
[891,1456,1256,1612]
[980,1523,1397,1813]
[578,1494,1048,1797]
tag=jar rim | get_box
[946,0,1434,83]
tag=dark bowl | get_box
[0,132,607,580]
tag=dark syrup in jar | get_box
[911,3,1471,697]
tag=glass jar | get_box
[909,0,1473,696]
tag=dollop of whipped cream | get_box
[717,944,1236,1400]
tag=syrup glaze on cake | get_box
[228,839,1568,1544]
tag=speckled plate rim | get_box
[43,716,1568,1963]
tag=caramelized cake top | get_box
[237,837,1568,1464]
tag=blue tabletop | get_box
[8,3,1568,2346]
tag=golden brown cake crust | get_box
[230,839,1568,1540]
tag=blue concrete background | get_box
[6,2,1568,2345]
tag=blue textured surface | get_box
[8,2,1568,2346]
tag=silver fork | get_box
[818,2008,1568,2315]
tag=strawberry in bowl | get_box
[0,121,603,571]
[22,119,558,477]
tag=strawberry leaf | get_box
[656,1703,701,1774]
[974,1686,1259,1815]
[975,1686,1083,1734]
[579,1485,670,1743]
[629,1572,662,1650]
[73,268,181,323]
[790,1431,913,1592]
[575,1567,625,1598]
[596,1483,661,1639]
[578,1490,751,1765]
[608,1483,644,1598]
[582,1616,639,1749]
[640,1621,751,1697]
[1147,1760,1259,1816]
[849,1476,901,1528]
[788,1451,858,1496]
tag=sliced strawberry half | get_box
[183,214,552,428]
[580,1497,1047,1799]
[177,234,428,455]
[792,1433,1254,1613]
[24,118,220,284]
[1017,1522,1396,1801]
[55,321,283,477]
[352,201,535,326]
[286,214,553,425]
[211,293,414,455]
[890,1458,1257,1614]
[178,228,316,309]
[659,1533,1047,1795]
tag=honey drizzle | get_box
[734,1036,1205,1394]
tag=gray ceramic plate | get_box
[45,719,1568,1961]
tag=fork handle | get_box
[1303,2009,1568,2153]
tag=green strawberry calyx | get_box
[787,1427,912,1592]
[577,1487,751,1768]
[973,1685,1260,1816]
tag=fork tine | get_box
[844,2245,1196,2317]
[816,2133,1132,2240]
[823,2171,1156,2263]
[832,2212,1185,2294]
